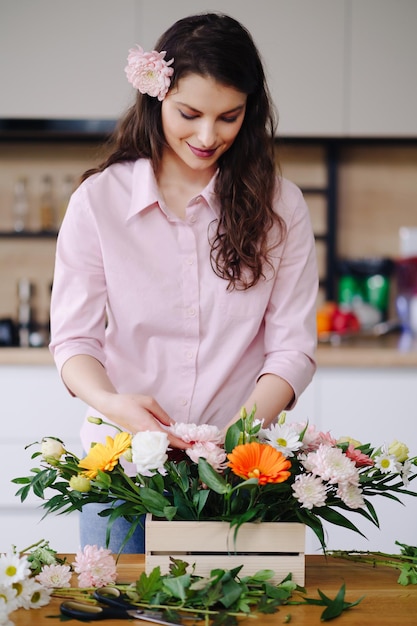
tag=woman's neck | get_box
[157,150,216,219]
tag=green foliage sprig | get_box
[329,540,417,586]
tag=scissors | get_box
[60,585,183,624]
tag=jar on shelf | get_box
[39,175,55,232]
[12,177,29,232]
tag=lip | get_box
[187,143,218,158]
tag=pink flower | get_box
[35,563,72,588]
[302,444,359,485]
[72,545,117,588]
[294,423,337,452]
[292,474,327,509]
[345,444,374,467]
[337,481,365,509]
[186,442,227,471]
[125,45,174,101]
[170,423,223,445]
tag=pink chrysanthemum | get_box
[186,442,227,471]
[170,423,223,445]
[337,482,365,509]
[292,474,327,509]
[125,45,174,101]
[73,545,117,588]
[302,444,359,485]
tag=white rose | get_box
[131,431,169,476]
[41,437,65,461]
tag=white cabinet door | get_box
[0,0,137,119]
[138,0,346,136]
[307,367,417,554]
[1,365,85,552]
[348,0,417,136]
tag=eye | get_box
[179,110,198,120]
[221,116,239,124]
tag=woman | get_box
[50,12,318,551]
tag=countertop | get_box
[2,333,417,367]
[9,554,417,625]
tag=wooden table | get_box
[10,555,417,625]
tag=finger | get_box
[168,434,191,449]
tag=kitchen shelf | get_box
[0,231,57,238]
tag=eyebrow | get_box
[177,102,246,115]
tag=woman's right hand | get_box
[61,355,189,449]
[102,392,190,449]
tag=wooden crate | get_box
[145,514,305,585]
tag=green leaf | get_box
[139,487,171,516]
[219,578,243,608]
[162,573,191,601]
[198,458,230,494]
[135,567,164,602]
[224,421,243,453]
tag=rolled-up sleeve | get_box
[259,183,318,404]
[49,182,107,376]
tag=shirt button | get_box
[187,257,194,265]
[180,398,188,406]
[188,307,196,317]
[186,351,193,359]
[189,215,197,223]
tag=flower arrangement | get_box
[0,541,116,624]
[125,45,174,100]
[12,407,417,553]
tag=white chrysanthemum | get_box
[374,452,400,475]
[302,444,359,485]
[337,482,365,509]
[260,423,303,457]
[35,564,72,589]
[16,578,51,609]
[292,474,327,509]
[0,552,30,586]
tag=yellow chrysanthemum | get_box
[228,441,291,485]
[78,432,132,479]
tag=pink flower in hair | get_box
[125,45,174,101]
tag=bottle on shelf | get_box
[39,175,55,232]
[17,278,32,347]
[12,177,29,232]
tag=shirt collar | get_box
[126,159,221,221]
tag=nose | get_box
[196,119,217,148]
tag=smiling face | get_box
[161,73,247,176]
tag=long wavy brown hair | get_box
[82,12,285,290]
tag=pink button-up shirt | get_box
[50,159,318,450]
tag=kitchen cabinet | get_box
[348,0,417,136]
[2,0,346,134]
[3,1,416,136]
[1,364,85,553]
[289,365,417,554]
[137,0,347,137]
[0,0,137,119]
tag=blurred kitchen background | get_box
[1,0,417,554]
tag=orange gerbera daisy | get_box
[78,432,132,480]
[228,442,291,485]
